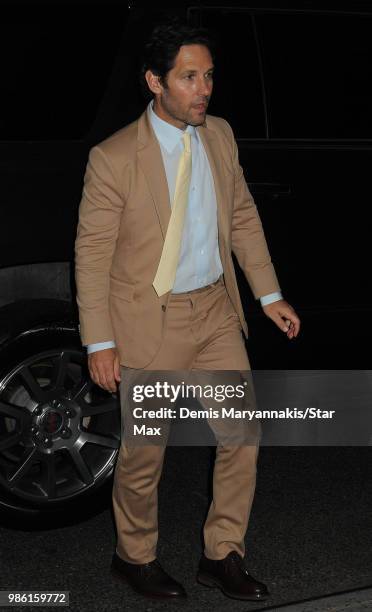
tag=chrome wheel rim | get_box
[0,349,120,504]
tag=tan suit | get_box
[75,109,281,368]
[74,108,281,564]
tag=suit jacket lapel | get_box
[137,109,228,249]
[197,121,229,250]
[137,109,171,240]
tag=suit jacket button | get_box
[161,305,166,312]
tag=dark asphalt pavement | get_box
[1,446,372,611]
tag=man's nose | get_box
[198,77,212,97]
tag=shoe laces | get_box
[225,552,251,576]
[140,559,162,580]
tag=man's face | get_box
[146,44,214,129]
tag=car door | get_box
[193,6,372,369]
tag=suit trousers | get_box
[112,276,259,563]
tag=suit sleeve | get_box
[74,145,125,346]
[225,120,282,299]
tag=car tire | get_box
[0,300,121,521]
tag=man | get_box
[74,19,300,602]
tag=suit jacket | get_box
[74,108,281,368]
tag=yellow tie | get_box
[153,132,192,297]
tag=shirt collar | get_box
[147,99,197,154]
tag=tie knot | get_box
[182,132,191,153]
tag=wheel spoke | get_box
[81,397,119,417]
[68,447,94,485]
[8,447,39,487]
[51,351,71,390]
[18,365,46,403]
[0,432,22,451]
[0,399,27,421]
[40,453,57,498]
[82,431,119,449]
[65,366,82,386]
[70,378,92,402]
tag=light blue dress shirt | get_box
[149,100,223,292]
[86,101,282,353]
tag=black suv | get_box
[1,1,370,517]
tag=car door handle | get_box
[248,182,292,198]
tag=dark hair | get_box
[139,16,215,101]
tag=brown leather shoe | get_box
[110,552,187,600]
[197,551,270,601]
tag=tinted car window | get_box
[256,11,372,139]
[1,3,128,140]
[191,8,266,138]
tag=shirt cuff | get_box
[86,340,116,354]
[259,292,283,306]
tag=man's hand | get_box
[262,299,301,339]
[87,347,121,392]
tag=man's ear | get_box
[145,70,163,96]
